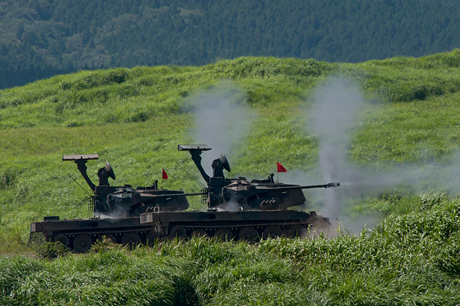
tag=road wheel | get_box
[215,228,233,241]
[98,234,117,244]
[169,226,186,239]
[146,231,160,247]
[122,232,141,249]
[262,226,282,239]
[238,227,258,243]
[287,225,308,238]
[73,235,93,253]
[191,229,208,238]
[54,234,69,247]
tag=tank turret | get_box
[63,154,189,217]
[178,145,339,211]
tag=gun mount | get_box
[63,154,189,217]
[179,145,340,210]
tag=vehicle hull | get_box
[30,209,330,252]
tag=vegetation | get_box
[2,0,460,89]
[2,193,460,305]
[2,52,460,304]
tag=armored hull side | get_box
[140,209,331,242]
[30,209,331,252]
[30,216,155,253]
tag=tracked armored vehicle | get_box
[30,154,193,252]
[139,145,339,242]
[30,148,339,252]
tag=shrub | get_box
[34,241,70,259]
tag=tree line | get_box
[1,0,460,89]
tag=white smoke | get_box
[305,76,460,233]
[95,205,129,219]
[180,76,460,234]
[183,81,256,175]
[217,198,243,212]
[307,77,366,224]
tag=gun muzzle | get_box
[326,182,340,188]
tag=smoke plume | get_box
[306,76,460,232]
[307,77,366,224]
[183,81,256,175]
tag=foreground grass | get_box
[1,193,459,305]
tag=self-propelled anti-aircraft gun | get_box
[63,154,189,216]
[138,145,339,242]
[29,153,192,252]
[177,145,339,211]
[30,149,339,252]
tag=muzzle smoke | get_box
[183,81,256,174]
[306,76,460,232]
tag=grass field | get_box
[1,51,460,305]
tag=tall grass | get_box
[258,192,460,305]
[357,49,460,102]
[0,249,198,306]
[1,193,459,305]
[2,52,460,304]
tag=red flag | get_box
[162,169,168,180]
[277,162,287,173]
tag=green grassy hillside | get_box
[1,51,460,305]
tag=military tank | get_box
[29,154,194,252]
[30,149,339,252]
[138,145,339,242]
